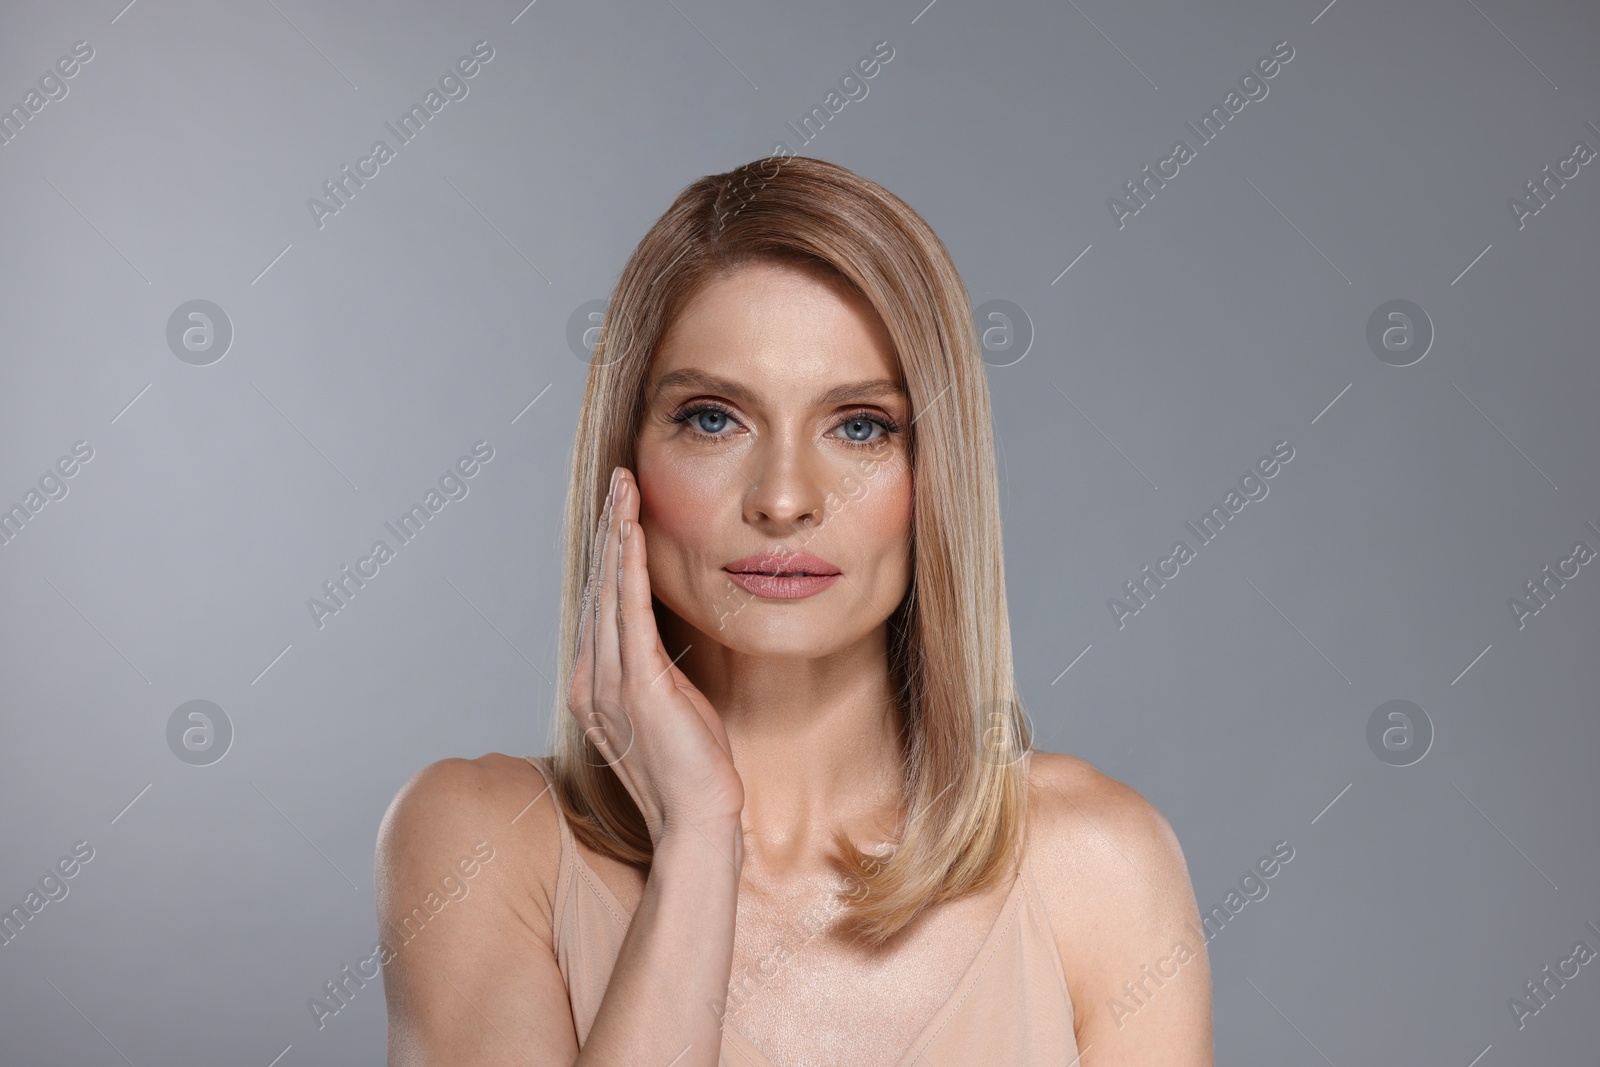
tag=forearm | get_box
[575,816,743,1066]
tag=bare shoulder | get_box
[375,751,563,948]
[1024,750,1213,1061]
[374,752,581,1065]
[1024,750,1187,880]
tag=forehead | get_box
[648,261,901,394]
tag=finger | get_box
[570,471,616,713]
[587,472,619,696]
[593,467,624,705]
[614,470,663,683]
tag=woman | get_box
[376,155,1213,1065]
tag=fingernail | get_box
[621,517,632,540]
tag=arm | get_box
[376,754,743,1067]
[581,808,743,1064]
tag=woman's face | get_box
[634,260,914,659]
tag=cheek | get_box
[848,459,914,562]
[634,453,723,562]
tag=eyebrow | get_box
[649,368,907,408]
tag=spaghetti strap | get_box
[1019,750,1075,1009]
[523,755,569,848]
[1018,749,1050,915]
[523,755,576,949]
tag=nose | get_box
[740,435,827,533]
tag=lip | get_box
[724,571,842,600]
[723,551,842,601]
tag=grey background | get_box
[2,0,1597,1063]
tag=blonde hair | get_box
[545,154,1032,946]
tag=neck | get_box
[660,611,907,879]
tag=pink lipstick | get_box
[722,552,842,600]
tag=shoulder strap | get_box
[523,755,575,940]
[1018,750,1050,904]
[523,756,574,848]
[1016,752,1075,999]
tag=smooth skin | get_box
[375,261,1213,1065]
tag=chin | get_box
[659,591,842,659]
[710,617,844,659]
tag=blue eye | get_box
[836,416,884,443]
[691,408,731,435]
[669,402,742,440]
[670,402,900,448]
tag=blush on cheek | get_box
[632,456,733,623]
[843,459,913,580]
[859,458,912,528]
[635,458,724,546]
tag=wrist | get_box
[652,814,745,877]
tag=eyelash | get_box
[669,401,901,448]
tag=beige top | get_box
[524,755,1080,1066]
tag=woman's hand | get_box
[567,466,746,845]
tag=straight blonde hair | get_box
[545,154,1033,947]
